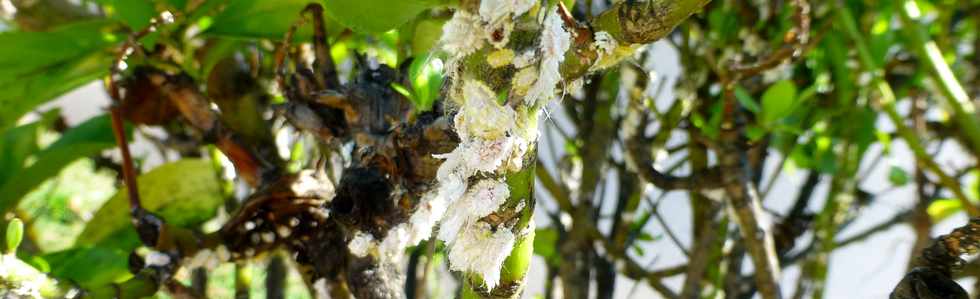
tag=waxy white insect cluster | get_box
[347,0,626,290]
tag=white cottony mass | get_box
[524,7,571,106]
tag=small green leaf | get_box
[888,166,909,186]
[77,159,223,250]
[632,244,645,256]
[322,0,444,34]
[761,80,798,126]
[746,125,767,141]
[927,198,962,222]
[408,54,445,112]
[636,232,659,242]
[626,211,653,247]
[6,218,23,254]
[734,85,761,114]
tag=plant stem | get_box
[835,3,980,217]
[897,0,980,155]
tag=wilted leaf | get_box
[77,159,222,249]
[761,80,798,126]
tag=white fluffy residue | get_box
[524,7,571,106]
[313,278,329,299]
[144,251,172,267]
[290,170,332,198]
[378,225,411,259]
[593,31,617,56]
[512,50,538,68]
[512,66,538,95]
[372,78,530,266]
[347,231,377,257]
[435,138,515,180]
[479,0,536,25]
[455,80,516,140]
[440,11,486,58]
[447,221,516,290]
[185,249,221,270]
[437,179,510,243]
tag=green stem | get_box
[810,142,858,298]
[462,149,537,299]
[897,0,980,155]
[835,3,980,217]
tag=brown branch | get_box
[728,0,811,79]
[624,121,724,191]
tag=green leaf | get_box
[746,125,767,141]
[927,198,962,222]
[632,244,645,256]
[408,54,445,112]
[0,115,120,215]
[533,227,559,267]
[888,166,909,186]
[6,218,23,254]
[0,112,57,185]
[43,246,131,288]
[734,85,761,114]
[626,211,653,247]
[93,0,157,30]
[0,20,117,80]
[205,0,342,40]
[410,18,446,55]
[77,159,223,250]
[761,80,798,126]
[0,21,119,129]
[636,232,660,242]
[323,0,443,34]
